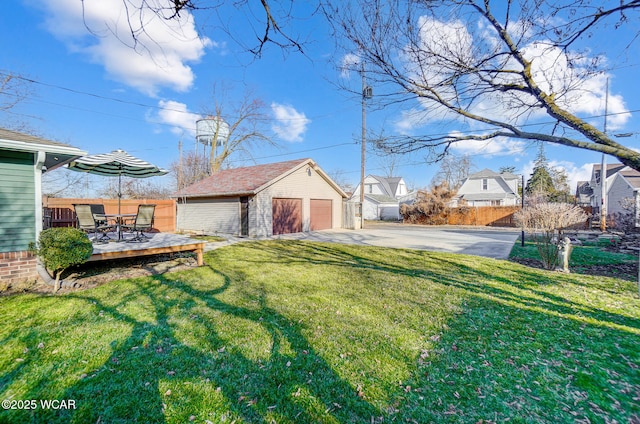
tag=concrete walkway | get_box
[205,223,521,260]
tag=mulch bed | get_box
[1,253,198,295]
[509,257,638,281]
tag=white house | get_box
[587,163,626,212]
[454,169,520,206]
[350,175,416,220]
[605,168,640,226]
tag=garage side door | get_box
[272,198,302,235]
[310,199,332,231]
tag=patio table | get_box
[105,213,137,241]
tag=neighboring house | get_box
[587,163,626,212]
[575,181,593,206]
[350,175,416,220]
[454,169,520,206]
[0,128,86,285]
[605,168,640,225]
[173,158,347,237]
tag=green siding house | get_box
[0,128,86,286]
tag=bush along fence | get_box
[42,197,176,233]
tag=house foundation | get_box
[0,250,39,288]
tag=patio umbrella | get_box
[67,149,169,214]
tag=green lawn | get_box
[1,240,638,423]
[510,238,638,279]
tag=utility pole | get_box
[360,63,372,229]
[601,78,609,232]
[521,173,525,247]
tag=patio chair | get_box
[122,204,156,242]
[73,204,115,243]
[89,204,108,226]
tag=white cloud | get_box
[521,42,630,130]
[449,134,528,158]
[153,100,201,136]
[549,160,593,193]
[399,15,631,132]
[340,53,361,78]
[34,0,212,96]
[271,103,310,142]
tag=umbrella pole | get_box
[118,173,122,215]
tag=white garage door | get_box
[178,197,239,234]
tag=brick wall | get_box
[0,251,39,287]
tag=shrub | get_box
[30,228,93,292]
[611,197,638,234]
[401,185,456,224]
[514,202,587,270]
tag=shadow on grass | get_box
[1,240,638,423]
[250,241,639,333]
[0,266,381,423]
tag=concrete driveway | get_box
[275,222,521,259]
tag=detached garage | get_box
[173,158,347,237]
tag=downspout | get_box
[34,151,46,238]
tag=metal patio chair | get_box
[73,204,115,243]
[122,204,156,242]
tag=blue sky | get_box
[2,1,639,194]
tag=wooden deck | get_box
[88,233,205,266]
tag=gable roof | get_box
[173,158,347,198]
[591,163,627,180]
[467,168,519,180]
[575,181,593,196]
[367,175,406,197]
[365,194,399,204]
[617,168,640,190]
[0,127,86,171]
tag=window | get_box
[482,179,488,190]
[491,200,502,206]
[367,184,373,194]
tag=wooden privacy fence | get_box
[447,206,522,227]
[42,197,176,233]
[433,205,593,228]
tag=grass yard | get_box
[1,240,638,423]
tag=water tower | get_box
[196,116,230,147]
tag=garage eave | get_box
[172,190,255,199]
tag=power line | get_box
[0,71,352,124]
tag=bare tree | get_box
[42,168,94,198]
[82,0,306,57]
[0,72,29,112]
[99,177,173,199]
[430,154,474,189]
[202,88,274,174]
[170,88,275,189]
[327,168,356,193]
[171,149,210,191]
[375,152,403,178]
[0,71,32,131]
[324,0,640,170]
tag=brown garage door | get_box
[310,199,332,231]
[272,198,302,235]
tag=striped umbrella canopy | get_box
[67,149,169,214]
